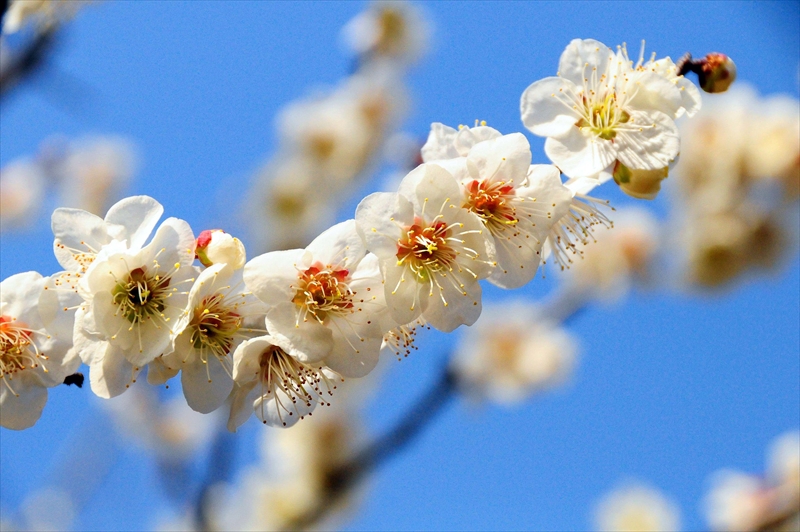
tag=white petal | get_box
[677,77,702,117]
[558,38,615,86]
[305,219,366,270]
[544,130,615,178]
[254,391,316,428]
[51,209,108,270]
[382,260,425,326]
[146,356,179,386]
[88,343,139,399]
[625,71,683,118]
[420,122,459,162]
[227,381,259,432]
[325,331,381,378]
[264,302,333,363]
[467,133,532,186]
[422,274,482,332]
[243,249,305,307]
[615,110,680,170]
[181,357,233,414]
[0,373,47,430]
[355,192,414,260]
[521,77,581,138]
[454,125,502,155]
[397,163,462,215]
[103,195,164,250]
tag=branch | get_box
[0,26,56,99]
[287,365,458,530]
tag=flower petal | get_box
[181,357,234,414]
[544,130,615,178]
[558,38,615,86]
[521,77,581,138]
[103,195,164,250]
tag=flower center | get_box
[396,217,457,282]
[577,93,630,140]
[293,263,354,323]
[464,179,518,230]
[189,293,242,358]
[0,316,45,386]
[257,345,337,426]
[112,266,172,324]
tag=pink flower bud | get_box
[195,229,246,269]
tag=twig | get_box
[287,365,458,530]
[0,26,56,99]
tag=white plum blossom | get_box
[73,217,196,398]
[227,335,340,429]
[356,163,496,332]
[1,272,80,430]
[451,300,577,403]
[595,483,682,532]
[420,121,501,163]
[152,264,266,414]
[244,220,386,378]
[521,38,682,180]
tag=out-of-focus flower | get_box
[595,483,682,532]
[705,430,800,531]
[356,163,495,332]
[221,390,362,530]
[20,487,75,532]
[342,1,429,65]
[0,272,80,430]
[102,379,219,461]
[54,136,138,216]
[2,0,85,34]
[451,300,577,403]
[521,38,682,182]
[195,229,246,269]
[564,208,659,301]
[154,264,266,414]
[0,158,46,230]
[697,53,737,94]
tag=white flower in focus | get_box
[73,217,196,398]
[2,0,84,34]
[420,121,502,163]
[704,471,769,531]
[0,272,80,430]
[451,300,576,403]
[56,136,138,216]
[564,208,659,300]
[342,1,429,64]
[0,158,46,230]
[595,483,681,532]
[356,163,496,332]
[195,229,246,269]
[244,220,386,377]
[51,195,164,291]
[521,38,682,179]
[154,264,266,414]
[227,335,340,429]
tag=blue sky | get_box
[1,2,798,530]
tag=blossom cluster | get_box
[1,37,715,432]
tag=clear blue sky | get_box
[1,2,798,530]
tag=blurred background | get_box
[0,1,798,531]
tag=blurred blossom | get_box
[451,300,577,403]
[342,1,429,66]
[705,430,800,531]
[2,0,86,34]
[218,394,363,531]
[0,158,46,229]
[101,380,219,461]
[594,483,681,532]
[705,471,770,531]
[54,136,138,216]
[563,208,660,301]
[20,487,75,532]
